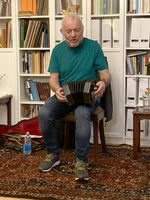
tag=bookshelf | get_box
[85,0,124,144]
[124,0,150,145]
[17,0,50,120]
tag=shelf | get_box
[20,101,45,105]
[18,15,49,19]
[126,13,150,17]
[19,48,50,51]
[91,14,120,19]
[0,17,12,20]
[20,73,50,77]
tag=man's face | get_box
[61,18,83,48]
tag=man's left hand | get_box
[94,81,106,97]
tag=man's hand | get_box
[94,81,106,98]
[55,87,68,102]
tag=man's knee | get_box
[75,106,90,119]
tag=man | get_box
[38,12,111,180]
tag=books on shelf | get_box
[24,80,50,101]
[0,21,11,48]
[126,51,149,75]
[128,0,150,14]
[0,0,11,16]
[21,104,42,118]
[91,0,119,15]
[21,51,50,74]
[18,0,48,16]
[21,19,49,48]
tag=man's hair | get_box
[61,12,84,31]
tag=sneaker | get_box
[38,153,60,172]
[75,158,89,181]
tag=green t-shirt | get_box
[48,38,108,86]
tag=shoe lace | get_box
[76,159,87,171]
[45,153,54,161]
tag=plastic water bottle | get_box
[23,131,32,155]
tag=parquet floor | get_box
[0,197,33,200]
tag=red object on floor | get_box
[0,117,42,136]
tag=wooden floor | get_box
[0,197,33,200]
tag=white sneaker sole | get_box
[75,177,89,181]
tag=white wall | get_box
[0,51,18,125]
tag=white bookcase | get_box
[16,0,51,120]
[124,0,150,146]
[86,0,124,144]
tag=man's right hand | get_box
[55,87,68,102]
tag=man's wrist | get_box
[55,87,60,93]
[101,80,107,87]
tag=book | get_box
[20,19,25,48]
[0,28,6,48]
[32,0,36,15]
[36,82,50,101]
[28,80,40,101]
[24,80,33,100]
[127,51,147,57]
[127,56,134,75]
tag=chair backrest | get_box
[100,57,113,122]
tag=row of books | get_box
[18,0,48,16]
[128,0,150,14]
[0,0,11,16]
[21,104,42,118]
[56,0,82,15]
[126,51,150,75]
[0,21,11,48]
[91,0,119,15]
[24,80,50,101]
[20,19,49,48]
[21,51,50,74]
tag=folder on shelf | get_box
[130,18,140,48]
[138,77,149,106]
[91,19,101,44]
[112,0,119,14]
[55,19,63,44]
[126,77,138,106]
[102,19,112,48]
[112,18,120,48]
[126,108,134,137]
[139,18,150,48]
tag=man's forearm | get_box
[98,69,111,87]
[49,77,60,93]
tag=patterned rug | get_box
[0,144,150,200]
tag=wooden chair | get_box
[59,106,107,164]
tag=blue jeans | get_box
[38,95,99,161]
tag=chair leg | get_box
[64,121,70,149]
[99,118,107,153]
[93,120,99,165]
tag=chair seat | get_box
[59,106,107,164]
